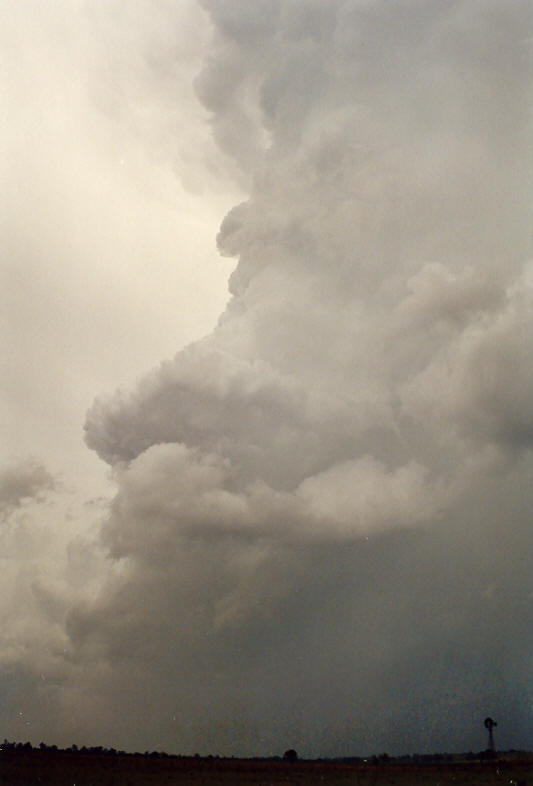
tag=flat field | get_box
[0,750,532,785]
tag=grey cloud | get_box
[7,0,533,758]
[0,460,55,516]
[0,460,112,749]
[400,265,533,450]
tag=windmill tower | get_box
[484,717,497,753]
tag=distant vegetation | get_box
[1,739,533,786]
[2,738,530,763]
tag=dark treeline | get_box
[2,741,177,759]
[1,739,530,764]
[1,741,300,761]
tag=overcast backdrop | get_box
[2,0,533,759]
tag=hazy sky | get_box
[2,0,533,759]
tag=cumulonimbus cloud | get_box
[11,0,533,758]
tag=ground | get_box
[0,750,532,785]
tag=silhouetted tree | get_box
[283,749,298,762]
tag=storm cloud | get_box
[0,460,55,516]
[4,0,533,759]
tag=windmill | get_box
[484,717,497,753]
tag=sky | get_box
[1,0,533,760]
